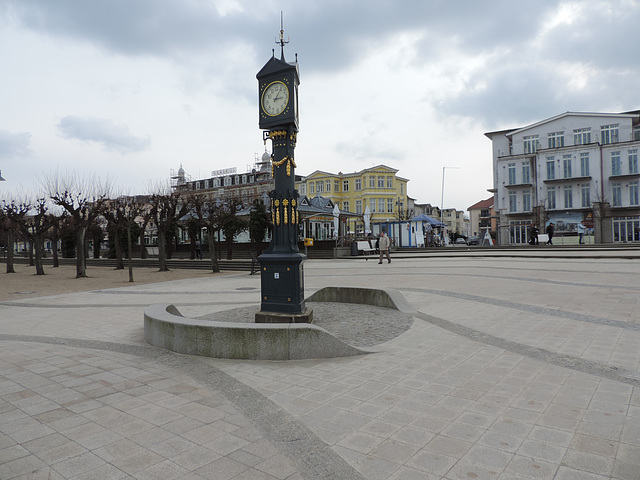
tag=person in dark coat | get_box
[546,222,554,245]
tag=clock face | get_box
[262,81,289,116]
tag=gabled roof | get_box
[467,197,494,211]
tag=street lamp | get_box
[440,166,459,225]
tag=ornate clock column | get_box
[255,28,312,323]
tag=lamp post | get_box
[441,166,459,243]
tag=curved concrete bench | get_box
[144,287,411,360]
[144,304,370,360]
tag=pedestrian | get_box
[529,224,539,245]
[378,231,391,264]
[577,222,586,244]
[195,238,202,259]
[546,222,554,245]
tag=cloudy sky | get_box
[1,0,639,212]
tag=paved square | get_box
[1,250,639,479]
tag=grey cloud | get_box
[57,116,150,154]
[0,130,32,159]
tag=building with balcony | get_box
[486,111,640,244]
[467,197,497,241]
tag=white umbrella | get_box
[364,205,371,234]
[332,203,340,238]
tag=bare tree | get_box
[1,198,30,274]
[43,172,112,278]
[149,184,190,272]
[197,196,227,273]
[21,197,57,276]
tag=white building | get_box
[486,111,640,245]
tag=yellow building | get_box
[297,165,409,235]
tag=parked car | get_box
[454,237,467,245]
[467,236,480,245]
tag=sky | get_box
[1,0,639,213]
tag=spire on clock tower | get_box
[276,11,289,61]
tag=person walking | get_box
[195,238,202,259]
[577,222,586,244]
[546,222,554,245]
[378,231,391,264]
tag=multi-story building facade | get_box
[297,165,409,236]
[467,197,497,241]
[486,111,640,245]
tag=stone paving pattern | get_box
[1,250,640,479]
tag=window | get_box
[581,184,590,207]
[242,175,247,184]
[299,184,306,195]
[563,155,572,178]
[387,176,393,188]
[546,158,555,180]
[224,177,231,186]
[612,183,622,207]
[508,163,516,185]
[400,184,404,194]
[355,179,362,191]
[522,162,531,184]
[629,150,638,174]
[574,128,591,145]
[509,191,517,213]
[612,152,621,176]
[343,201,349,212]
[369,199,376,213]
[580,153,590,177]
[309,182,314,194]
[316,181,324,193]
[378,198,385,213]
[214,178,221,187]
[631,181,639,206]
[564,185,573,208]
[387,198,394,213]
[334,180,339,192]
[355,200,362,214]
[523,135,538,154]
[326,180,331,192]
[343,180,349,192]
[548,131,564,149]
[547,187,556,209]
[377,176,385,188]
[601,124,619,144]
[523,190,531,212]
[369,176,375,188]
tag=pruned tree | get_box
[220,199,247,260]
[21,196,57,276]
[43,171,112,278]
[149,184,190,272]
[197,195,225,273]
[249,198,270,256]
[1,197,30,274]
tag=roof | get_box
[467,197,494,211]
[484,110,640,139]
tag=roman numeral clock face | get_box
[262,81,289,116]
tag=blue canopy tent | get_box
[411,213,446,227]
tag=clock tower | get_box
[255,22,311,323]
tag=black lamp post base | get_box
[255,309,313,324]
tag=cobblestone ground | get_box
[1,249,640,479]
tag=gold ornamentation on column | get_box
[291,199,297,224]
[283,199,289,225]
[271,156,296,177]
[275,199,280,226]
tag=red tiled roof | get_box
[467,197,494,210]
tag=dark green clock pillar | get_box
[255,30,312,323]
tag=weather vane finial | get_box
[276,11,289,61]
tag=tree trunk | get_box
[51,229,59,268]
[6,229,15,273]
[158,230,169,271]
[207,231,220,273]
[139,220,149,259]
[76,227,87,278]
[114,228,124,269]
[28,242,34,266]
[34,234,45,275]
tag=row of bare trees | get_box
[1,173,271,279]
